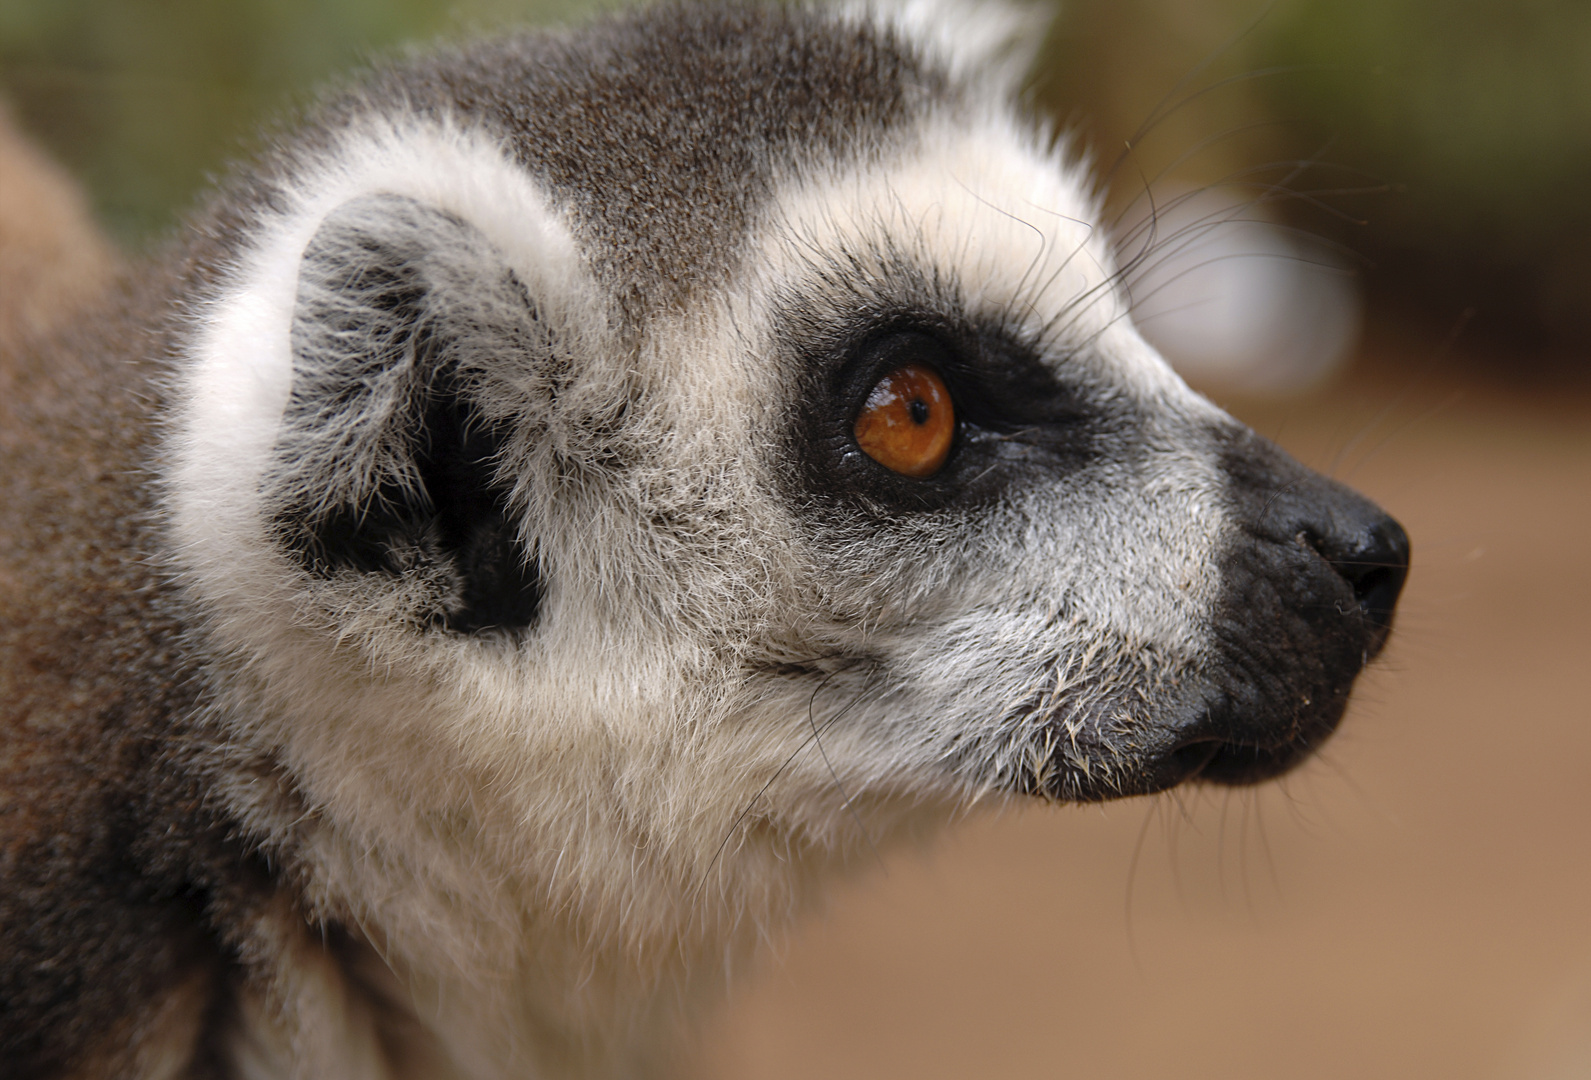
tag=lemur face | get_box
[748,120,1408,802]
[169,3,1406,889]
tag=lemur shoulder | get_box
[0,3,1409,1078]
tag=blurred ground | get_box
[694,346,1591,1079]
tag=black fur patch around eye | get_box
[273,194,545,636]
[786,309,1111,517]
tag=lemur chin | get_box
[0,2,1409,1077]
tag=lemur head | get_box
[168,0,1406,952]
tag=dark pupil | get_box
[908,398,930,425]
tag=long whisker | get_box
[808,663,886,867]
[694,662,881,900]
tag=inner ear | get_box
[271,193,545,636]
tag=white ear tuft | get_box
[850,0,1054,94]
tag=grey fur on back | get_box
[0,269,239,1077]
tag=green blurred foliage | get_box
[1262,0,1591,347]
[0,0,598,245]
[1268,0,1591,247]
[2,0,1587,354]
[1038,0,1591,354]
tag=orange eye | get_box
[853,364,955,478]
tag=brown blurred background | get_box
[3,0,1588,1075]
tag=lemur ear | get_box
[268,193,549,635]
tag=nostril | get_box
[1315,515,1411,635]
[1224,431,1411,663]
[1167,737,1221,774]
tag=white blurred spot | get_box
[1118,187,1362,396]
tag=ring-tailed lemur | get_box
[0,2,1409,1077]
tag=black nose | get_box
[1157,427,1415,789]
[1219,426,1412,660]
[1302,510,1411,647]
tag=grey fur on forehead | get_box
[348,2,954,315]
